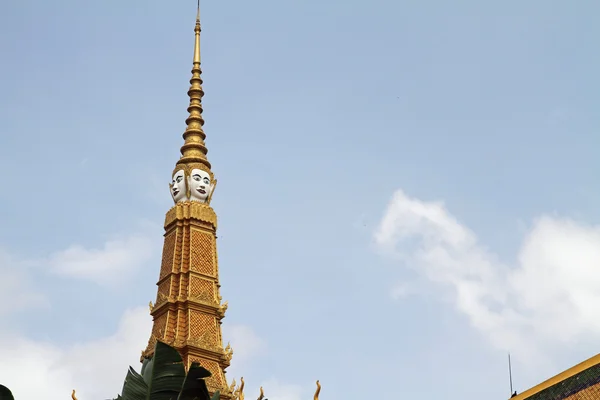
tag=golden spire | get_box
[175,0,212,178]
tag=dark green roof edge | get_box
[525,362,600,400]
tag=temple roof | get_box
[511,354,600,400]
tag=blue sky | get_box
[1,0,599,398]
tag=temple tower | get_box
[142,5,233,399]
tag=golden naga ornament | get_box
[314,380,321,400]
[256,386,265,400]
[224,342,234,363]
[234,377,245,400]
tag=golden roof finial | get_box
[71,389,78,400]
[239,377,245,400]
[232,377,245,400]
[174,0,212,178]
[194,0,201,64]
[314,380,321,400]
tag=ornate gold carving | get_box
[314,381,321,400]
[141,333,161,359]
[156,281,171,304]
[190,296,220,308]
[190,229,216,276]
[165,201,217,229]
[160,231,177,279]
[235,377,245,400]
[230,378,245,400]
[164,336,175,346]
[223,342,233,363]
[71,390,77,400]
[149,301,154,313]
[187,332,221,353]
[165,207,177,227]
[151,314,168,341]
[188,202,216,227]
[257,387,265,400]
[155,292,168,309]
[217,301,228,319]
[155,290,221,310]
[207,178,217,204]
[189,275,215,302]
[189,311,217,342]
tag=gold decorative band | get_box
[164,201,217,229]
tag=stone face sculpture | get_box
[170,169,188,203]
[169,166,216,205]
[188,168,214,203]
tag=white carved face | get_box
[170,169,187,203]
[188,168,212,203]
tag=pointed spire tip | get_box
[174,0,211,175]
[193,0,201,63]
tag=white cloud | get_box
[225,324,267,367]
[374,189,600,364]
[0,310,273,400]
[222,326,309,400]
[0,226,282,400]
[0,222,160,297]
[0,248,46,316]
[223,324,269,395]
[0,306,152,400]
[47,222,160,286]
[0,230,273,399]
[0,262,269,400]
[0,228,155,397]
